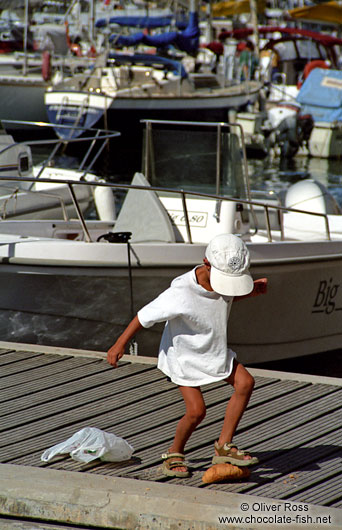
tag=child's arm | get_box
[107,315,142,368]
[235,278,268,301]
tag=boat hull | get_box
[0,79,48,125]
[45,84,261,173]
[1,240,342,364]
[45,82,261,137]
[299,122,342,158]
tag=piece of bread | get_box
[202,463,251,483]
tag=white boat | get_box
[0,0,97,129]
[0,50,96,127]
[0,119,341,364]
[45,55,261,127]
[44,3,262,144]
[0,119,118,220]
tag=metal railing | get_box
[0,184,69,221]
[0,120,120,179]
[0,119,333,244]
[0,174,332,244]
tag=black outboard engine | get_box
[263,103,313,158]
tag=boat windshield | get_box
[141,120,248,200]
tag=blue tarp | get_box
[108,11,199,55]
[297,68,342,122]
[107,52,187,78]
[95,15,187,29]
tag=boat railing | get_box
[0,120,120,179]
[0,120,332,243]
[0,183,69,221]
[0,174,332,243]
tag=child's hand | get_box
[253,278,268,296]
[107,342,125,368]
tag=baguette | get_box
[202,463,251,484]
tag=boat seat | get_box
[114,172,178,243]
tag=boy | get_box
[107,233,267,477]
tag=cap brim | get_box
[210,266,254,296]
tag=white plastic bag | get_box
[41,427,134,463]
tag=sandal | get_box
[212,441,259,467]
[161,452,190,478]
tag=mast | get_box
[23,0,29,75]
[249,0,260,60]
[89,0,95,45]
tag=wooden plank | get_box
[53,382,336,478]
[0,363,160,418]
[0,354,70,377]
[264,457,342,504]
[106,392,342,483]
[0,380,179,461]
[200,408,342,495]
[158,418,342,494]
[0,348,16,355]
[0,359,133,401]
[0,367,273,454]
[0,356,87,390]
[0,350,43,366]
[0,360,110,408]
[2,353,341,510]
[237,392,342,453]
[126,384,340,457]
[236,429,342,498]
[3,376,271,466]
[290,471,342,505]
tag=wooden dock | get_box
[1,341,342,529]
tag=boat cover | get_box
[296,68,342,122]
[95,15,187,29]
[287,1,342,25]
[212,0,266,16]
[108,11,199,55]
[108,52,187,78]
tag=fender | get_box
[42,50,51,81]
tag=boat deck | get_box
[1,342,341,529]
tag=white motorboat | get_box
[222,26,342,159]
[295,67,342,158]
[0,119,341,365]
[0,119,118,220]
[236,67,342,160]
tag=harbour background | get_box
[24,136,342,379]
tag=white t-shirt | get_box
[137,267,236,386]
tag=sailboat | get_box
[44,1,262,145]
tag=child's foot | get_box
[212,441,258,467]
[161,452,190,477]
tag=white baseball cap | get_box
[205,233,253,296]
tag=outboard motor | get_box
[263,103,313,158]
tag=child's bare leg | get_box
[216,360,255,460]
[168,386,206,472]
